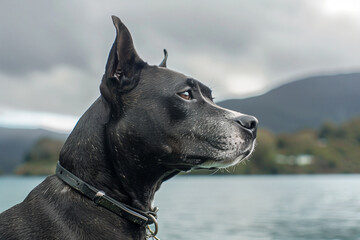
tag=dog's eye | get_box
[178,90,192,100]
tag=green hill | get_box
[0,128,67,174]
[15,138,64,175]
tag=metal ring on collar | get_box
[146,213,159,239]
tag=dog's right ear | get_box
[159,49,168,68]
[100,16,145,105]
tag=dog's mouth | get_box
[196,149,252,169]
[198,137,256,169]
[168,139,256,171]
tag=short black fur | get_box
[0,16,258,240]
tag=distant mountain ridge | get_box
[218,73,360,132]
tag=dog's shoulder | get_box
[0,175,140,239]
[0,176,64,239]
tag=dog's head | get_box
[100,16,258,172]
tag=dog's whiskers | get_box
[210,168,220,175]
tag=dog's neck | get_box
[111,155,177,211]
[59,97,177,212]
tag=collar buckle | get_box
[93,191,106,205]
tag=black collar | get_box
[55,162,158,228]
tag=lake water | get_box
[1,175,360,240]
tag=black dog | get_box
[0,16,258,240]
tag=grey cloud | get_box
[1,0,360,115]
[0,1,104,76]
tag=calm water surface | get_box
[1,175,360,240]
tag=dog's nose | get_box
[235,115,258,135]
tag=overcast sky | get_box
[1,0,360,131]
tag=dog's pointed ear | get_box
[100,16,145,104]
[159,49,168,68]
